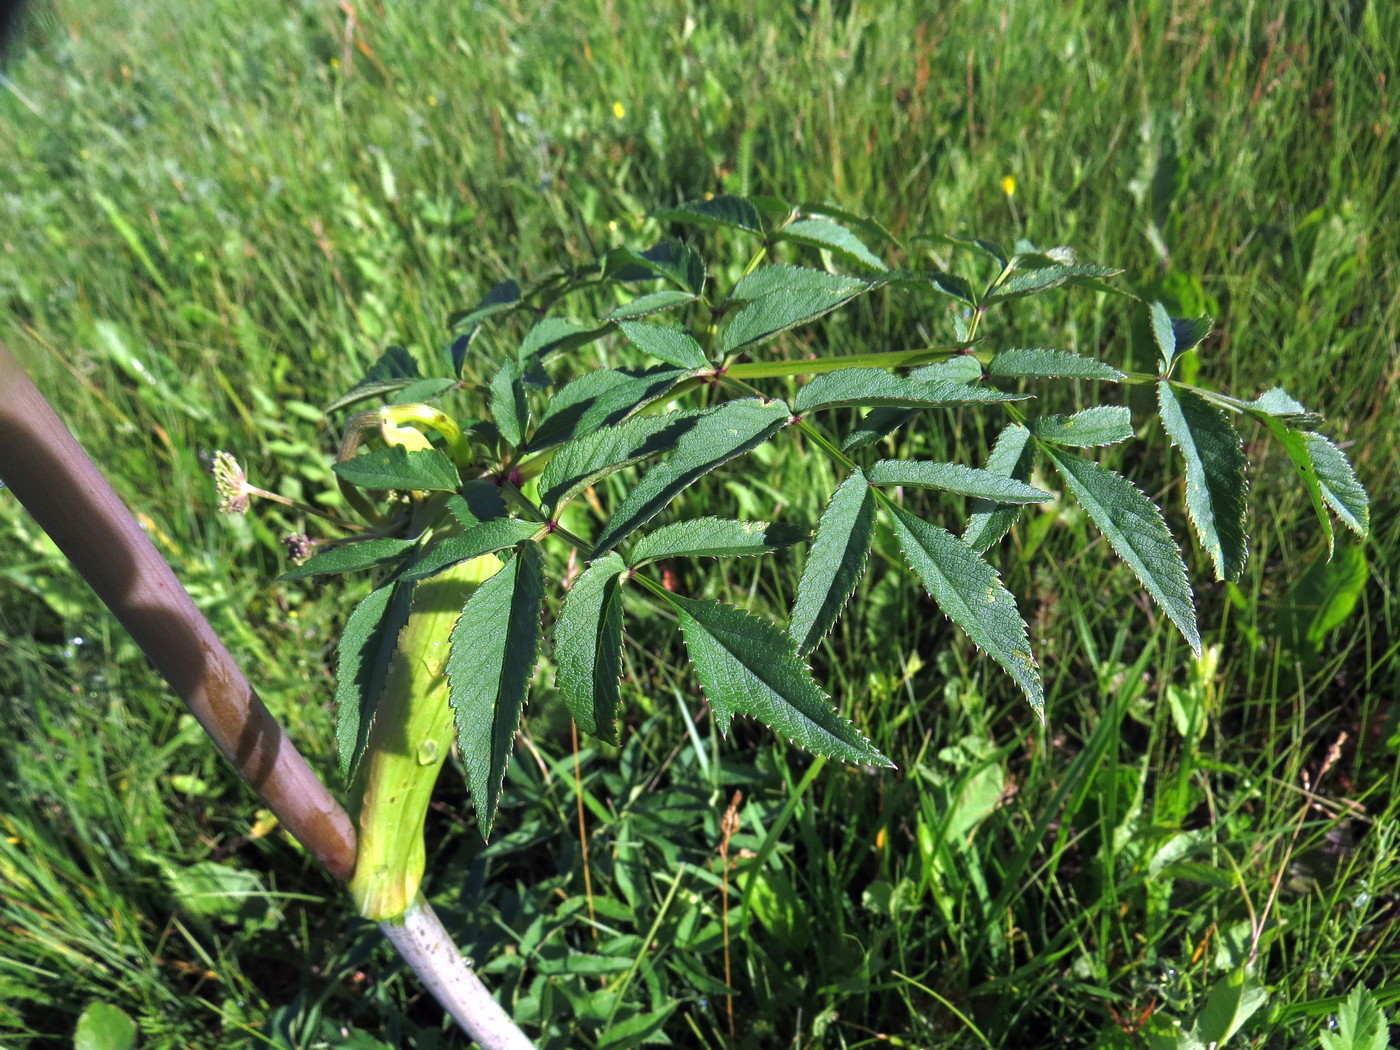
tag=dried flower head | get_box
[280,533,313,561]
[210,451,250,515]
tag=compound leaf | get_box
[628,518,806,565]
[447,542,546,838]
[670,595,890,767]
[1042,446,1201,655]
[593,398,791,556]
[334,579,415,780]
[1028,405,1134,447]
[964,424,1038,553]
[887,504,1043,716]
[1157,382,1248,581]
[868,459,1053,503]
[790,469,875,654]
[554,553,628,744]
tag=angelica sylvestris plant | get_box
[236,195,1367,922]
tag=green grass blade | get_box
[790,468,875,654]
[1042,446,1201,655]
[447,542,546,838]
[1157,382,1248,581]
[554,553,628,744]
[670,595,891,767]
[592,398,790,556]
[886,504,1043,716]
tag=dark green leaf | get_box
[616,321,709,369]
[796,367,1028,412]
[448,279,520,331]
[488,361,528,447]
[537,409,705,513]
[448,542,546,838]
[281,537,417,581]
[554,553,628,744]
[447,481,510,528]
[1157,383,1248,581]
[721,266,872,353]
[987,348,1125,381]
[332,445,461,492]
[1150,301,1178,372]
[604,290,697,321]
[939,233,1008,265]
[671,595,890,766]
[655,194,764,234]
[1028,405,1134,446]
[790,469,875,654]
[964,424,1038,553]
[777,217,887,270]
[530,365,686,450]
[400,520,540,582]
[887,505,1043,715]
[1042,446,1200,655]
[593,398,791,555]
[868,459,1053,503]
[604,237,706,293]
[335,580,415,780]
[328,346,421,412]
[628,517,806,564]
[1306,431,1369,540]
[391,378,458,404]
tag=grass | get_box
[2,0,1398,1046]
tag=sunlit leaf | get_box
[1028,405,1134,447]
[1042,446,1201,655]
[964,424,1038,553]
[790,469,875,654]
[777,217,887,270]
[616,321,709,369]
[721,266,872,352]
[400,520,540,582]
[655,195,764,233]
[887,505,1043,715]
[335,579,415,780]
[603,290,697,321]
[868,459,1053,503]
[554,553,628,744]
[671,595,891,766]
[488,360,528,447]
[332,446,460,492]
[797,367,1028,412]
[530,365,686,449]
[282,537,417,581]
[987,348,1125,381]
[537,408,706,513]
[1306,431,1369,540]
[628,517,806,564]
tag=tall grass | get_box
[2,0,1397,1046]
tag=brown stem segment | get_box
[0,342,357,881]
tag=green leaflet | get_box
[334,579,415,780]
[1157,382,1248,581]
[603,290,697,321]
[592,398,791,556]
[721,266,872,353]
[616,321,709,370]
[529,366,686,450]
[448,278,520,332]
[1254,417,1334,555]
[790,469,875,654]
[838,358,983,452]
[329,345,421,412]
[1319,986,1389,1050]
[886,504,1044,716]
[796,368,1028,413]
[964,424,1038,553]
[554,553,628,744]
[986,348,1125,381]
[517,318,608,369]
[399,519,540,582]
[488,360,528,447]
[629,517,806,564]
[669,594,890,767]
[1149,301,1213,374]
[604,237,706,294]
[776,217,887,271]
[1028,405,1134,447]
[332,446,460,492]
[1241,387,1323,429]
[1306,431,1369,540]
[537,409,705,514]
[281,537,417,581]
[986,262,1120,302]
[867,459,1053,503]
[1042,446,1201,655]
[655,194,764,234]
[447,542,546,838]
[447,481,510,528]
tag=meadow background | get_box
[1,0,1398,1047]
